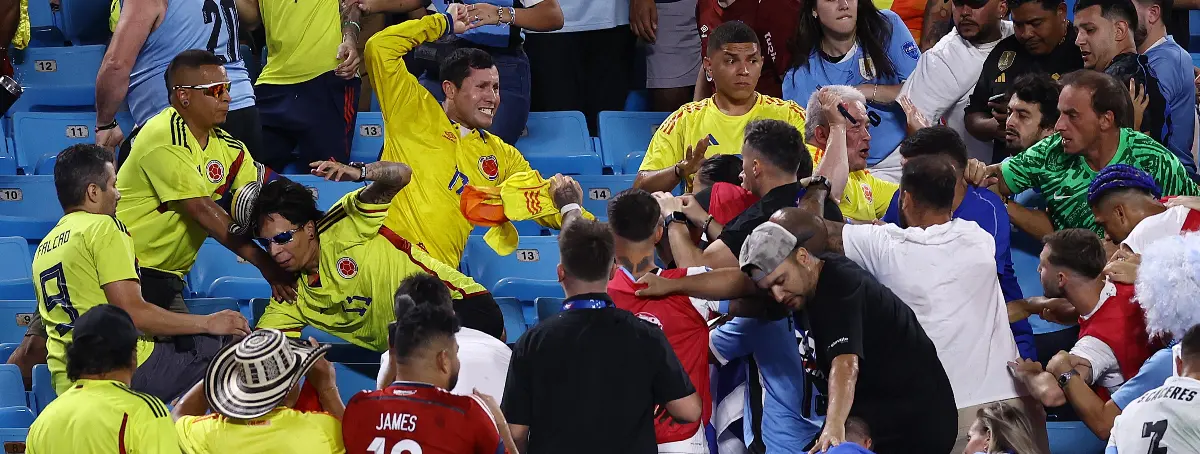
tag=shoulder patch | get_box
[998,51,1015,71]
[903,41,919,60]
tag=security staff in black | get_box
[964,0,1084,163]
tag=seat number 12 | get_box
[367,437,422,454]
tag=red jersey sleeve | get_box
[467,395,504,454]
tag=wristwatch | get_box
[1057,369,1080,389]
[805,175,832,190]
[664,211,690,229]
[347,162,367,182]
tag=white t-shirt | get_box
[1108,376,1200,453]
[527,0,629,33]
[899,22,1014,163]
[375,328,512,400]
[1069,333,1124,393]
[1122,205,1194,254]
[842,218,1023,408]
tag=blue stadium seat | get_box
[351,112,384,163]
[572,174,636,220]
[463,235,561,290]
[0,176,61,247]
[11,45,106,112]
[0,344,14,363]
[493,279,561,326]
[0,428,27,443]
[26,0,65,46]
[284,174,364,212]
[0,365,26,409]
[248,298,270,328]
[516,111,603,175]
[185,298,240,316]
[0,302,36,344]
[622,150,646,175]
[0,238,34,300]
[30,364,53,415]
[495,297,527,343]
[0,406,34,429]
[1047,421,1106,453]
[535,297,563,323]
[188,239,269,300]
[624,89,650,112]
[598,111,670,169]
[333,362,378,405]
[12,112,96,174]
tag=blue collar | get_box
[561,293,614,311]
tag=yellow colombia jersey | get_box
[116,107,262,276]
[255,0,343,85]
[257,189,486,352]
[367,13,536,267]
[27,379,180,454]
[811,149,899,222]
[176,408,345,454]
[641,94,809,190]
[32,212,154,395]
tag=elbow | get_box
[544,10,565,31]
[632,172,652,191]
[670,393,703,424]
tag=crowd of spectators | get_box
[12,0,1200,452]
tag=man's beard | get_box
[1043,283,1066,299]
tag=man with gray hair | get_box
[804,85,898,223]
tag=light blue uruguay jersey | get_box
[1144,35,1197,172]
[782,9,919,165]
[124,0,255,125]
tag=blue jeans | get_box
[419,49,531,145]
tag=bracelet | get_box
[509,7,516,25]
[702,215,714,235]
[343,20,361,33]
[561,203,581,215]
[673,163,683,179]
[870,84,878,103]
[96,120,118,132]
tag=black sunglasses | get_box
[255,228,300,249]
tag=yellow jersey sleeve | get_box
[132,405,183,454]
[139,144,210,203]
[256,300,308,332]
[175,415,216,454]
[868,174,899,218]
[92,217,139,287]
[322,188,389,244]
[496,140,534,183]
[785,100,808,141]
[640,109,688,172]
[365,13,450,129]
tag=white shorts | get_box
[658,425,708,454]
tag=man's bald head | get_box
[769,208,828,255]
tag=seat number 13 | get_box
[367,437,422,454]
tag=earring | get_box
[812,10,818,17]
[705,70,713,82]
[182,100,190,107]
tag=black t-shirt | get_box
[719,182,844,255]
[501,293,695,454]
[967,26,1085,162]
[1105,52,1172,150]
[797,255,955,419]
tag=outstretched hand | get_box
[635,272,678,297]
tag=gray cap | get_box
[739,222,798,282]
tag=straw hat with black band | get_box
[204,329,330,420]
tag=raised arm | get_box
[465,0,564,32]
[635,267,758,301]
[174,197,298,302]
[233,0,260,30]
[96,0,164,149]
[339,161,414,204]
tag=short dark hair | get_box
[389,295,461,363]
[897,126,968,171]
[1007,73,1062,129]
[53,144,115,210]
[558,219,615,283]
[1131,0,1173,19]
[1060,70,1134,128]
[66,306,137,380]
[743,119,805,175]
[1074,0,1140,31]
[1182,324,1200,362]
[900,155,958,211]
[251,179,324,234]
[845,417,872,446]
[697,154,744,187]
[1042,228,1106,278]
[608,189,660,242]
[396,273,453,313]
[165,49,225,103]
[440,48,495,89]
[707,20,759,54]
[1006,0,1065,12]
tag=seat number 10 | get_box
[367,437,422,454]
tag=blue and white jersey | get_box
[781,9,919,165]
[1144,35,1197,172]
[124,0,255,125]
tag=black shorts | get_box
[255,71,361,171]
[524,25,635,134]
[131,334,230,404]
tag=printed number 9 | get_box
[367,437,422,454]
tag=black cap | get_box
[73,305,140,353]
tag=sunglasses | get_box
[174,81,231,98]
[255,228,300,249]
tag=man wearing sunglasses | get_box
[899,0,1013,163]
[248,158,508,353]
[116,50,298,319]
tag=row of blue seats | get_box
[0,108,665,177]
